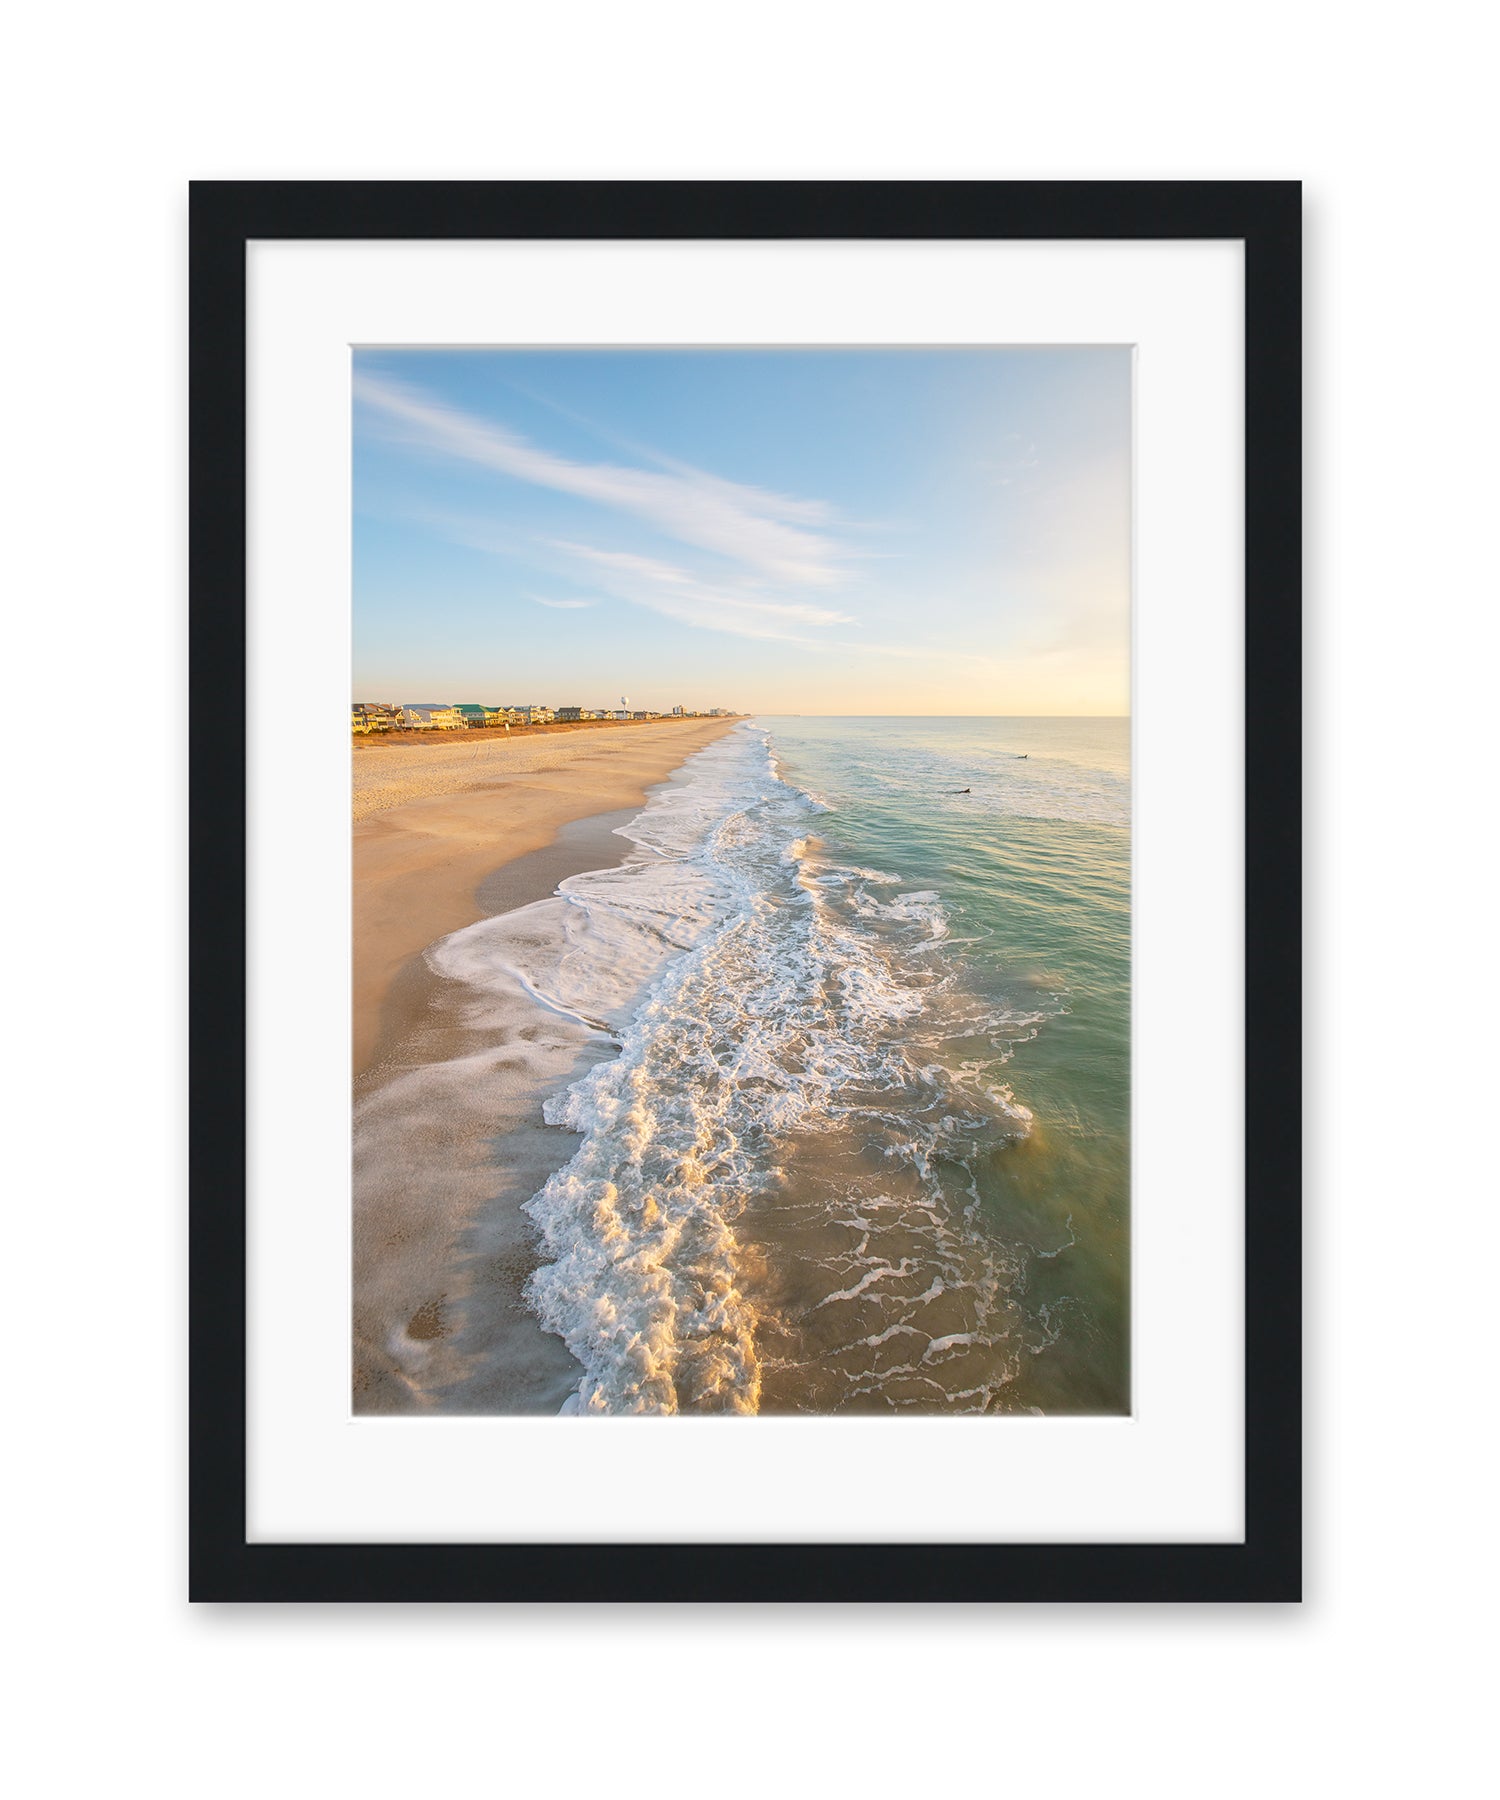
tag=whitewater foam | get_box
[429,725,1057,1414]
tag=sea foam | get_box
[425,725,1053,1414]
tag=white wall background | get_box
[5,4,1493,1795]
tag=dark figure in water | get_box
[1017,754,1027,759]
[956,787,971,794]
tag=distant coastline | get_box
[353,713,731,749]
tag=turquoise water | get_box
[513,714,1130,1414]
[750,716,1130,1413]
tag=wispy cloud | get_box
[355,371,849,587]
[554,543,854,644]
[532,597,596,610]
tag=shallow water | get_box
[437,715,1130,1415]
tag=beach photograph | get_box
[352,345,1131,1416]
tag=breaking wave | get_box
[424,726,1055,1414]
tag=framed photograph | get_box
[190,180,1300,1601]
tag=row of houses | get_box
[352,702,733,733]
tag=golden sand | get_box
[352,718,735,1076]
[351,717,735,1411]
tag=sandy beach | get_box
[352,717,735,1411]
[353,719,735,1076]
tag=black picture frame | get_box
[190,179,1301,1603]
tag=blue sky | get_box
[352,347,1131,714]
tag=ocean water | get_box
[437,715,1130,1416]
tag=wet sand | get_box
[353,719,735,1077]
[352,718,735,1412]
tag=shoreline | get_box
[356,803,641,1089]
[352,717,737,1076]
[351,716,737,1412]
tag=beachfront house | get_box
[555,706,585,721]
[453,704,493,728]
[352,702,401,733]
[400,704,466,730]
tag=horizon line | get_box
[350,705,1130,719]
